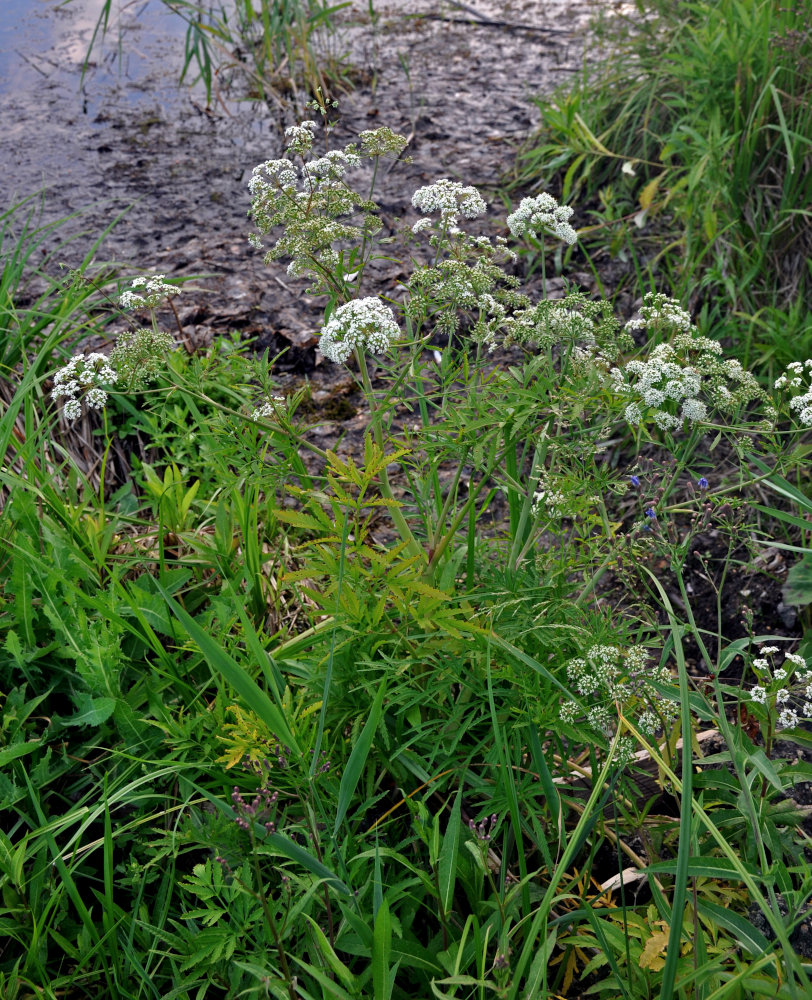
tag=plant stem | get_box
[355,347,424,561]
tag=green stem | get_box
[355,347,423,561]
[425,438,501,577]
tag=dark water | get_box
[0,0,280,269]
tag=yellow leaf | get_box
[639,930,669,971]
[639,174,664,211]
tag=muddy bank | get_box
[2,0,607,354]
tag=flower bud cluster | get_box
[52,352,118,422]
[749,645,811,729]
[231,783,279,835]
[469,813,498,842]
[110,328,174,390]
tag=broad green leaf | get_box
[264,832,351,896]
[65,696,117,727]
[783,554,812,606]
[696,899,770,957]
[372,898,392,1000]
[437,785,462,915]
[333,679,386,834]
[0,741,41,767]
[304,915,357,993]
[644,857,761,881]
[156,583,299,752]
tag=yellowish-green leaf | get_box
[639,930,669,971]
[639,173,664,211]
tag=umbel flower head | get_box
[411,178,487,229]
[119,274,181,310]
[318,297,400,365]
[52,352,118,422]
[609,293,765,432]
[506,193,577,245]
[774,359,812,427]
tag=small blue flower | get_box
[629,475,641,487]
[645,508,657,519]
[697,477,709,490]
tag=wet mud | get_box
[1,0,605,350]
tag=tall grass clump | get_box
[82,0,353,111]
[3,103,812,998]
[509,0,812,374]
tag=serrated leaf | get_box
[639,930,668,971]
[275,510,331,532]
[0,741,41,767]
[65,696,117,727]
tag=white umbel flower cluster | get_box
[774,360,812,426]
[284,119,318,155]
[252,395,285,421]
[613,344,706,431]
[52,353,118,422]
[559,643,677,738]
[411,178,487,229]
[318,297,400,365]
[531,475,566,518]
[609,294,764,432]
[624,292,692,334]
[748,645,811,729]
[120,274,180,310]
[506,192,577,245]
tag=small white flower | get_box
[252,396,285,421]
[412,217,433,234]
[778,708,799,729]
[624,402,642,424]
[284,120,318,154]
[774,667,787,681]
[680,398,707,422]
[63,398,82,421]
[750,685,767,704]
[638,710,659,736]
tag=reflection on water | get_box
[0,0,189,98]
